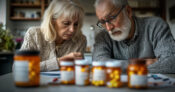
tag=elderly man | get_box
[93,0,175,73]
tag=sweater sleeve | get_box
[92,31,114,61]
[20,27,38,50]
[40,57,59,71]
[148,18,175,73]
[20,27,59,72]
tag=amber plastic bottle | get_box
[92,61,106,86]
[14,50,40,87]
[60,61,75,84]
[106,61,122,88]
[127,59,148,89]
[75,60,90,86]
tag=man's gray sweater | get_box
[93,16,175,73]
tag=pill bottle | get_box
[92,61,106,86]
[60,61,75,84]
[127,59,148,89]
[14,50,40,87]
[75,59,90,86]
[106,61,122,88]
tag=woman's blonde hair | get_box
[41,0,84,42]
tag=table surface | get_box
[0,73,175,92]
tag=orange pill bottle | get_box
[14,50,40,87]
[60,61,75,84]
[127,59,148,89]
[75,59,90,86]
[106,61,122,88]
[92,61,106,86]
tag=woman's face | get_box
[54,17,79,41]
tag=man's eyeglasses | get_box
[96,5,125,28]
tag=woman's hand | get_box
[145,58,157,66]
[58,52,83,61]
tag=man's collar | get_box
[131,16,139,41]
[123,16,139,45]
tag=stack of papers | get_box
[148,74,175,87]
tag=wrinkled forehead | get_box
[62,15,79,22]
[96,1,120,20]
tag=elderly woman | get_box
[20,0,87,71]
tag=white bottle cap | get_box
[60,61,74,66]
[75,59,89,65]
[92,61,105,66]
[105,61,121,67]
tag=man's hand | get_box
[145,58,157,66]
[58,52,83,62]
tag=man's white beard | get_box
[109,13,131,41]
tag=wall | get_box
[166,0,175,38]
[8,21,41,38]
[82,15,99,51]
[6,0,41,37]
[0,0,7,27]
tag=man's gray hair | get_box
[94,0,128,8]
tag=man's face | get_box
[96,2,132,41]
